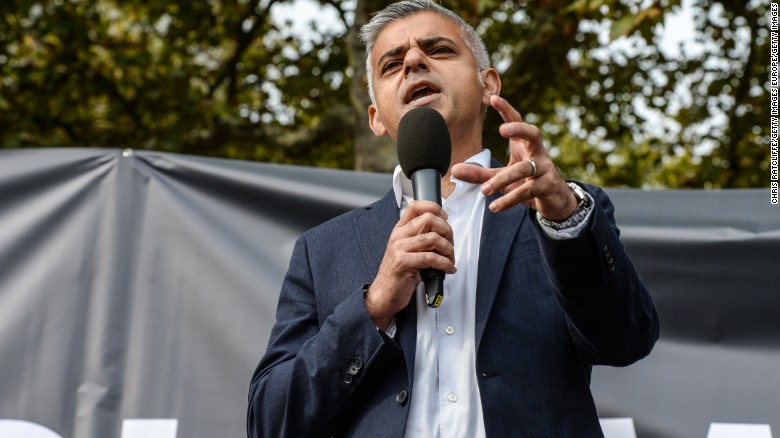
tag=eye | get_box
[382,60,402,74]
[430,46,453,56]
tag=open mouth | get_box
[405,82,440,104]
[410,87,436,102]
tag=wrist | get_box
[538,182,592,230]
[546,189,579,222]
[363,284,392,331]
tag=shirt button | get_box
[447,392,458,402]
[444,326,455,335]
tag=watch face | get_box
[567,183,590,207]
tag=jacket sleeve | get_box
[247,234,399,437]
[531,184,660,366]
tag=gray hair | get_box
[359,0,491,105]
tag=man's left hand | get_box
[451,95,577,222]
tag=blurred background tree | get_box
[0,0,770,188]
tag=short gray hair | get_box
[359,0,491,105]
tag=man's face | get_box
[367,12,495,142]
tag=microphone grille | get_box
[397,107,452,178]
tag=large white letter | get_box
[0,420,62,438]
[707,423,773,438]
[599,418,637,438]
[121,419,178,438]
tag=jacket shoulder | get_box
[302,190,395,240]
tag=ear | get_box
[368,104,387,137]
[481,68,501,106]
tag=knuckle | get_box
[528,124,541,140]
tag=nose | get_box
[403,47,428,76]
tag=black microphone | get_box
[396,107,452,308]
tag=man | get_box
[248,1,659,436]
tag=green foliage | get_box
[0,0,354,167]
[460,0,769,188]
[0,0,771,187]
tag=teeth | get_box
[410,86,432,102]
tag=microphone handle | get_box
[411,168,445,308]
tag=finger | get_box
[490,95,523,123]
[397,200,447,228]
[488,182,537,213]
[404,232,456,266]
[403,250,457,273]
[403,211,452,241]
[499,121,542,145]
[481,161,535,196]
[451,163,499,185]
[490,96,545,164]
[404,225,454,253]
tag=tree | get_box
[0,0,771,188]
[449,0,770,188]
[0,0,355,167]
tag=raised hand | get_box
[451,95,577,222]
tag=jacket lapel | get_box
[475,161,527,351]
[355,190,397,278]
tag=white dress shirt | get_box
[394,150,490,438]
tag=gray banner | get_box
[0,149,777,437]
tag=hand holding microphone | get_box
[397,107,451,308]
[364,107,453,328]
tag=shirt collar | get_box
[392,149,491,208]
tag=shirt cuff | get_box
[384,319,398,338]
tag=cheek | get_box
[384,114,400,138]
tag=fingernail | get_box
[482,182,492,194]
[489,201,498,212]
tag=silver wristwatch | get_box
[537,182,593,230]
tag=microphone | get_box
[396,107,452,308]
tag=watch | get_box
[537,182,593,230]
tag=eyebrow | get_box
[376,36,457,68]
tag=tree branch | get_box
[724,7,758,187]
[208,0,280,100]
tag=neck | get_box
[441,179,456,199]
[441,145,482,199]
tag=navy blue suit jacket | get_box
[248,181,659,437]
